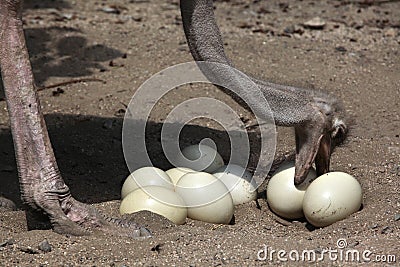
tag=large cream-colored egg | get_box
[303,172,362,227]
[213,164,257,205]
[120,186,187,225]
[121,167,173,199]
[166,167,196,185]
[175,172,234,224]
[267,162,317,219]
[176,144,224,173]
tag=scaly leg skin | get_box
[0,0,150,238]
[180,0,348,184]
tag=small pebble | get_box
[348,241,360,248]
[384,28,396,37]
[20,246,39,254]
[380,226,393,234]
[101,7,120,14]
[314,248,323,254]
[370,224,379,229]
[52,88,65,97]
[284,25,304,35]
[38,239,52,253]
[62,13,74,20]
[303,17,326,29]
[0,239,15,247]
[335,46,347,52]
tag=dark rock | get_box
[335,46,347,52]
[38,239,52,253]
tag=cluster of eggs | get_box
[120,144,257,225]
[119,144,363,227]
[267,162,363,227]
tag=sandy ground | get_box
[0,0,399,266]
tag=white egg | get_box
[303,172,362,227]
[213,164,257,205]
[166,167,196,185]
[267,162,317,219]
[175,172,234,224]
[175,144,224,173]
[120,186,187,225]
[121,167,173,199]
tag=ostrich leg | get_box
[180,0,348,184]
[0,0,150,237]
